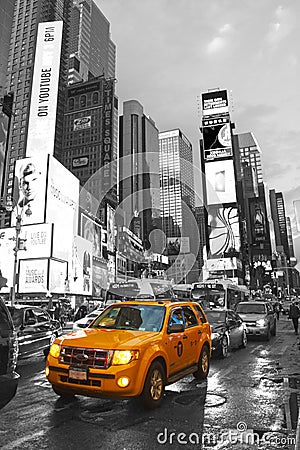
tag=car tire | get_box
[52,386,75,399]
[140,361,165,409]
[193,345,210,380]
[220,336,229,358]
[239,330,247,348]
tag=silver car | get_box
[235,301,276,341]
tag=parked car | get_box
[8,304,63,359]
[0,298,19,409]
[73,309,104,331]
[205,309,247,358]
[235,301,276,341]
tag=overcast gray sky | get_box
[98,0,300,263]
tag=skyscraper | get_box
[159,129,195,237]
[68,0,116,85]
[2,0,72,206]
[238,132,263,186]
[119,100,161,249]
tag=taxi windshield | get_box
[91,305,166,332]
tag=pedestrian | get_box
[274,301,281,320]
[288,298,300,335]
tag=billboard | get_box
[205,159,237,205]
[248,197,267,245]
[12,155,48,226]
[102,78,115,193]
[46,156,79,261]
[49,259,68,294]
[80,213,102,259]
[202,123,232,161]
[18,258,48,293]
[19,223,52,259]
[166,237,190,255]
[72,156,89,168]
[202,90,229,117]
[69,235,93,296]
[26,21,63,157]
[207,206,241,257]
[107,204,115,252]
[73,116,91,131]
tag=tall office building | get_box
[159,129,195,236]
[0,0,14,194]
[62,76,118,208]
[269,190,290,260]
[68,0,116,85]
[119,100,161,250]
[2,0,71,206]
[238,132,263,186]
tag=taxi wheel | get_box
[52,386,75,399]
[141,361,165,409]
[193,345,210,380]
[220,336,229,358]
[239,330,247,349]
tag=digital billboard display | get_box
[73,116,91,131]
[205,159,237,205]
[26,21,63,157]
[12,155,48,226]
[18,258,48,293]
[207,206,241,257]
[107,204,115,253]
[202,90,229,117]
[46,156,79,261]
[248,197,267,245]
[80,213,102,259]
[49,259,68,294]
[19,223,52,259]
[69,235,93,296]
[202,123,232,161]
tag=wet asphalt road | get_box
[0,315,299,450]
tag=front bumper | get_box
[0,371,20,409]
[46,356,144,399]
[246,325,268,336]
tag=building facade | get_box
[2,0,72,209]
[119,100,161,251]
[68,0,116,85]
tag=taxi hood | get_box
[58,327,160,349]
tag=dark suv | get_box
[0,298,19,409]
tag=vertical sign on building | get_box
[102,79,114,195]
[26,21,63,157]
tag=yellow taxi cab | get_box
[46,300,211,408]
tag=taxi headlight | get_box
[112,350,139,365]
[49,343,61,358]
[256,319,267,327]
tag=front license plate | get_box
[69,367,87,380]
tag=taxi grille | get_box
[60,346,111,369]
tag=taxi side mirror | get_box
[167,323,185,334]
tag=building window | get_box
[80,95,86,107]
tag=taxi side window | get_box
[193,304,207,323]
[168,309,184,327]
[182,306,198,328]
[33,308,50,323]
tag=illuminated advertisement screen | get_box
[202,90,229,117]
[49,259,67,294]
[80,213,102,259]
[107,204,115,253]
[248,197,267,245]
[69,235,93,296]
[0,228,15,292]
[72,156,89,168]
[46,156,79,261]
[19,223,52,259]
[26,21,63,157]
[19,259,48,293]
[166,237,190,255]
[12,155,48,226]
[202,123,232,161]
[207,206,241,257]
[205,159,237,205]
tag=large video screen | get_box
[205,159,237,205]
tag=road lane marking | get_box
[283,377,292,430]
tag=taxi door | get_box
[181,305,203,366]
[165,307,187,375]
